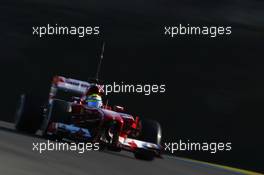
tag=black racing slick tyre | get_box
[48,99,70,123]
[15,94,43,134]
[41,99,70,138]
[134,119,162,161]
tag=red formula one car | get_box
[15,76,162,160]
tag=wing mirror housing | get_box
[113,105,125,112]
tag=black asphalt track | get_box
[0,121,262,175]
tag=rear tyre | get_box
[15,94,43,134]
[134,119,162,161]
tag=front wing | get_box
[47,122,162,156]
[119,136,162,156]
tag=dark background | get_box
[0,0,263,173]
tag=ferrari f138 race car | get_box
[14,76,162,160]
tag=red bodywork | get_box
[69,99,140,142]
[46,76,162,156]
[49,75,140,142]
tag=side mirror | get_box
[71,96,81,103]
[113,105,125,112]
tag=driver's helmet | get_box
[86,93,102,108]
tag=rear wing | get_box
[50,75,104,100]
[52,76,91,93]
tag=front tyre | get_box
[41,99,70,139]
[134,119,162,161]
